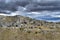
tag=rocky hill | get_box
[0,15,49,27]
[0,15,60,28]
[0,15,60,40]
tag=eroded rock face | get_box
[0,15,20,27]
[0,15,60,28]
[0,15,36,27]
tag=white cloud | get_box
[0,10,60,22]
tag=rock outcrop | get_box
[0,15,60,28]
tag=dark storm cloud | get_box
[25,4,60,11]
[6,0,30,6]
[0,0,30,12]
[24,0,60,11]
[0,0,60,12]
[0,3,17,12]
[1,0,60,6]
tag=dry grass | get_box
[0,27,60,40]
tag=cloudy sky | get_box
[0,0,60,22]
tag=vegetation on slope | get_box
[0,27,60,40]
[0,15,60,40]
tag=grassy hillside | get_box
[0,27,60,40]
[0,15,60,40]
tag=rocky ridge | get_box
[0,15,60,28]
[0,15,60,40]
